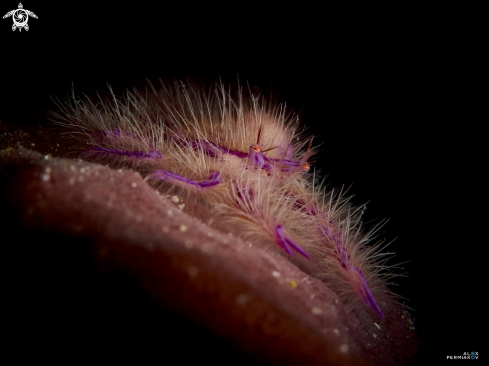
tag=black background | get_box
[1,2,484,364]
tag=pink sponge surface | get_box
[0,145,417,365]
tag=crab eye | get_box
[250,144,261,152]
[303,162,310,171]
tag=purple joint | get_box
[354,267,385,321]
[275,225,312,259]
[248,145,265,168]
[89,146,162,159]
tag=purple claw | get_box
[319,218,385,321]
[146,170,220,190]
[275,226,293,254]
[275,225,311,259]
[284,237,312,259]
[354,267,385,321]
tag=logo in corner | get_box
[3,3,38,32]
[447,351,479,360]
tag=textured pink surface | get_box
[0,124,418,365]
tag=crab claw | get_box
[275,225,312,259]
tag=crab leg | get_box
[145,170,221,191]
[275,225,312,259]
[89,146,163,159]
[354,267,385,321]
[322,218,385,321]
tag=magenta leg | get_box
[354,267,386,321]
[89,146,162,159]
[318,216,385,321]
[146,170,220,189]
[275,225,311,259]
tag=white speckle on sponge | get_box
[312,307,322,315]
